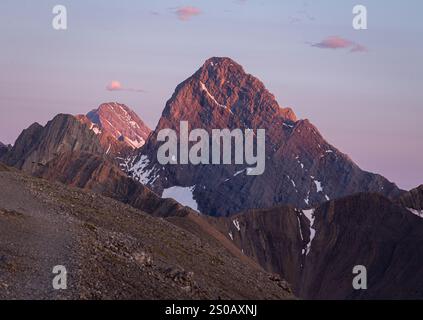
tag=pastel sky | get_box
[0,0,422,189]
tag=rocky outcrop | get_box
[126,57,402,216]
[1,114,104,174]
[0,142,11,158]
[397,185,423,210]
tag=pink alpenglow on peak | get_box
[76,102,151,155]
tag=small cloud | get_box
[350,44,368,53]
[174,6,201,21]
[106,81,122,91]
[311,36,367,53]
[106,81,144,93]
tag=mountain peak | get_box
[157,57,297,131]
[79,102,151,152]
[201,57,245,73]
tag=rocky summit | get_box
[125,57,402,216]
[76,102,151,156]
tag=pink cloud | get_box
[106,81,122,91]
[311,36,367,53]
[106,81,144,93]
[175,6,201,21]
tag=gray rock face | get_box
[126,57,402,216]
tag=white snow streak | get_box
[302,209,316,256]
[407,208,423,218]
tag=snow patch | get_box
[302,209,316,256]
[304,191,310,205]
[162,186,198,211]
[407,208,423,218]
[233,219,241,232]
[130,155,160,185]
[234,169,245,177]
[313,180,323,193]
[200,81,233,114]
[296,158,305,169]
[297,215,304,241]
[228,232,233,241]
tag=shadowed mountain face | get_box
[200,193,423,299]
[0,142,10,158]
[76,103,151,157]
[125,57,402,216]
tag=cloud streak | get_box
[106,81,144,93]
[311,36,367,53]
[174,6,201,21]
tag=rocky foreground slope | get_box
[0,164,293,300]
